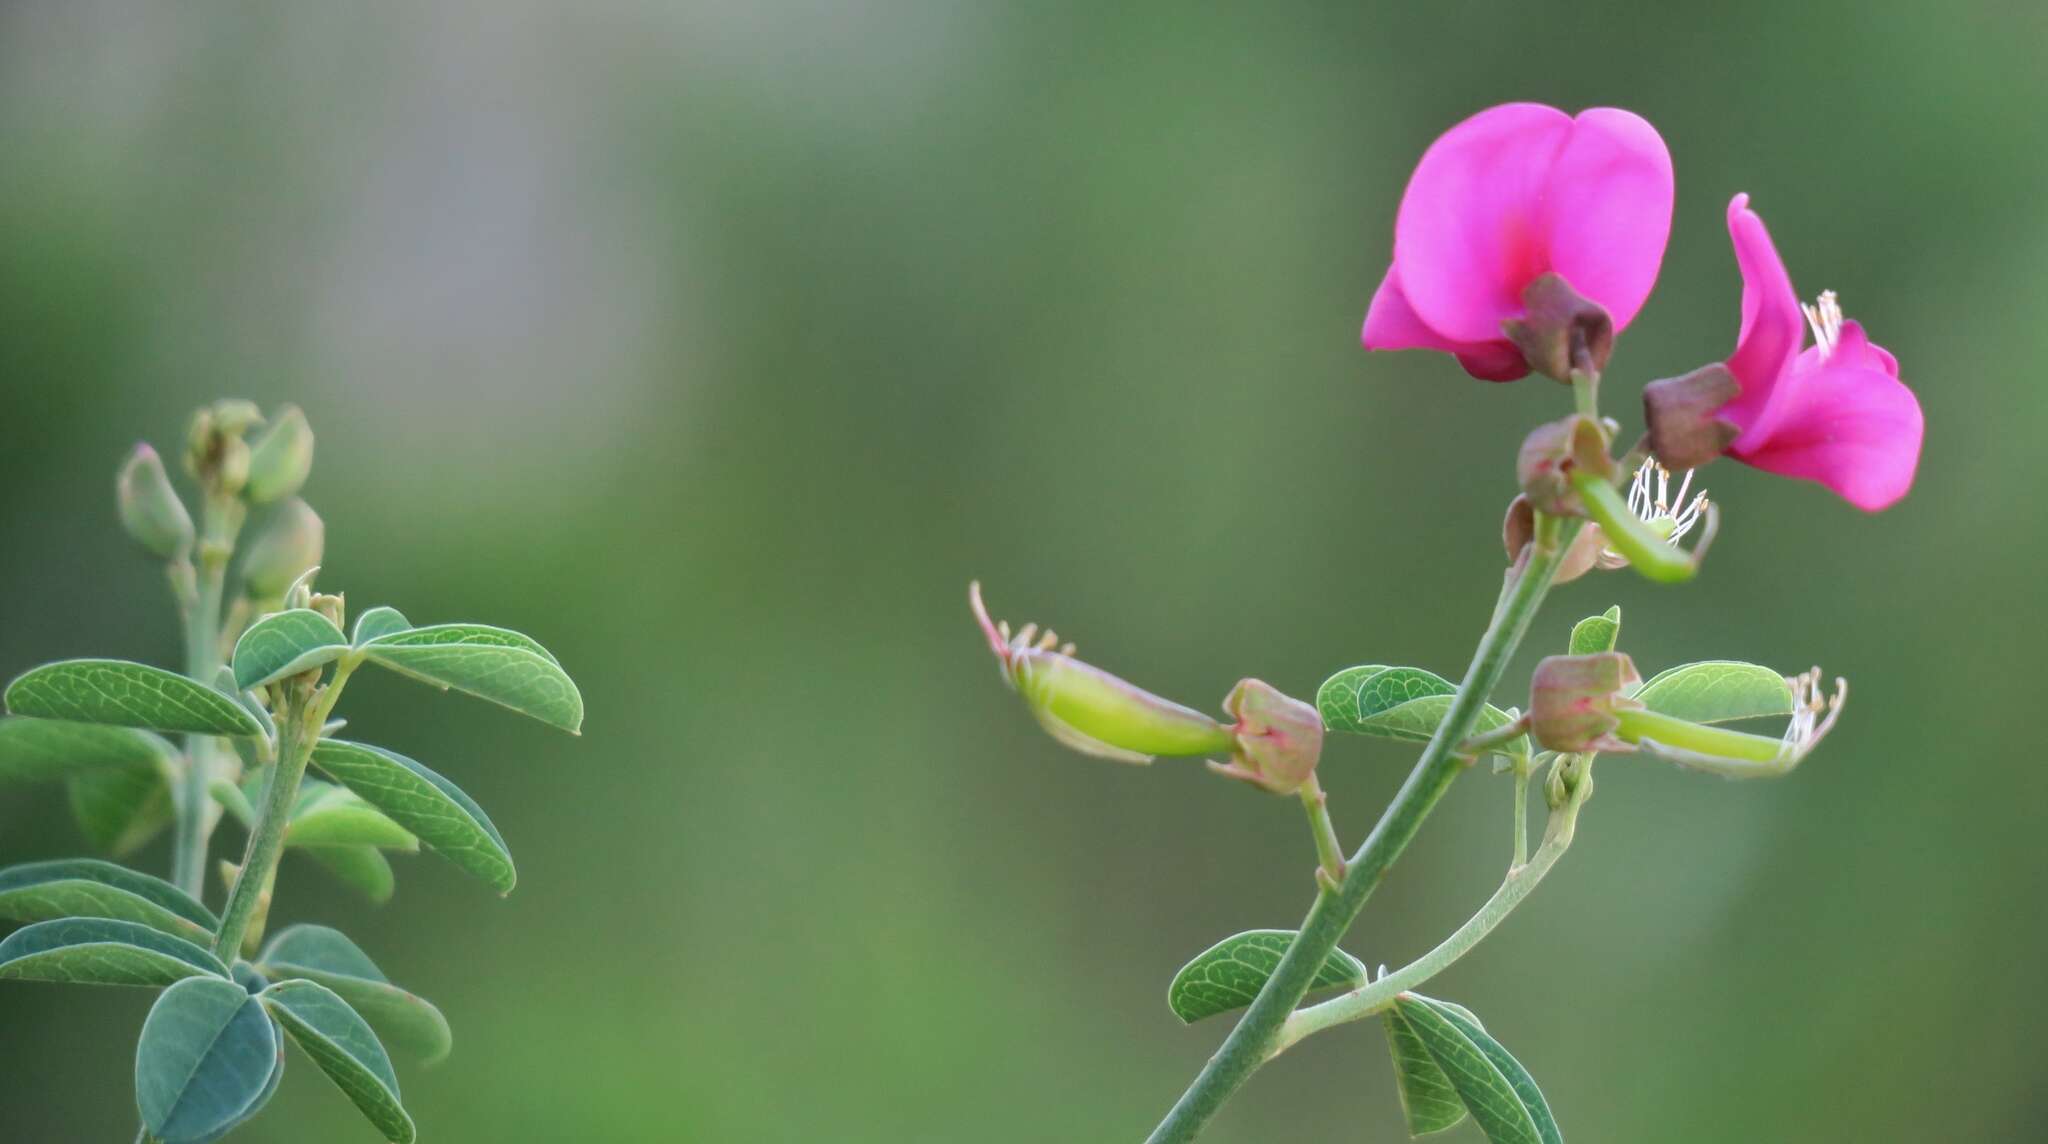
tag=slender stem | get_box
[1511,767,1530,867]
[1571,369,1599,418]
[211,660,353,961]
[1297,774,1344,886]
[171,492,241,898]
[1144,518,1582,1143]
[1457,715,1531,758]
[1265,762,1593,1056]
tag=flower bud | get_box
[243,405,315,504]
[1517,414,1615,517]
[971,583,1235,764]
[242,498,325,597]
[1500,273,1614,383]
[184,399,263,496]
[1642,364,1741,472]
[1502,494,1607,585]
[116,444,195,559]
[1208,679,1324,795]
[1528,652,1642,753]
[310,591,346,633]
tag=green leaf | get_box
[1316,664,1391,734]
[289,782,419,851]
[231,608,349,690]
[1567,607,1621,656]
[263,979,415,1143]
[1318,666,1524,758]
[137,976,282,1144]
[1167,930,1368,1024]
[0,917,227,985]
[362,624,582,732]
[1383,1006,1468,1136]
[302,846,397,904]
[1633,661,1793,725]
[1395,995,1557,1144]
[352,606,413,646]
[1425,999,1563,1144]
[258,925,451,1064]
[5,660,263,737]
[0,717,175,783]
[0,859,218,940]
[69,758,175,856]
[312,740,516,893]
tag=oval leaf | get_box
[0,917,226,986]
[1167,930,1368,1024]
[232,609,349,691]
[1319,667,1523,756]
[1395,995,1544,1144]
[0,717,174,783]
[363,624,582,732]
[137,976,281,1144]
[352,606,413,646]
[263,979,415,1143]
[258,925,451,1064]
[1567,607,1620,656]
[0,859,218,940]
[1383,1006,1469,1136]
[5,660,262,737]
[302,846,397,904]
[69,758,174,856]
[1632,661,1793,725]
[289,783,419,851]
[1317,665,1391,734]
[1424,999,1563,1144]
[312,739,516,893]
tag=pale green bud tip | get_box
[244,405,315,504]
[242,498,326,597]
[116,443,195,558]
[1529,651,1642,753]
[970,581,1234,764]
[1209,678,1323,795]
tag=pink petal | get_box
[1538,108,1674,332]
[1392,103,1574,344]
[1718,195,1806,439]
[1729,356,1924,512]
[1361,265,1529,381]
[1793,319,1898,378]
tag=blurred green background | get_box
[1,1,2040,1140]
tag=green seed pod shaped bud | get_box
[971,582,1235,764]
[242,498,325,597]
[1516,414,1615,517]
[1528,651,1642,754]
[1209,678,1324,795]
[116,443,195,559]
[243,405,315,504]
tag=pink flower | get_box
[1362,103,1675,381]
[1714,194,1923,511]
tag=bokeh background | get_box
[2,2,2042,1140]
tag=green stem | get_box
[1614,708,1783,763]
[1297,774,1344,886]
[1265,759,1594,1057]
[171,492,241,898]
[1573,470,1709,583]
[1511,766,1530,867]
[211,660,352,961]
[1144,517,1582,1143]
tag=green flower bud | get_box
[1208,678,1323,795]
[243,405,315,504]
[116,443,194,559]
[241,498,325,597]
[184,399,263,495]
[971,582,1234,764]
[1528,652,1642,753]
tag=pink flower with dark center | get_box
[1714,194,1923,511]
[1362,103,1675,381]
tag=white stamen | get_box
[1802,290,1843,361]
[1781,668,1847,761]
[1600,459,1711,570]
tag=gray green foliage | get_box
[361,624,583,732]
[69,759,174,855]
[230,608,349,690]
[262,979,415,1143]
[1167,930,1367,1023]
[0,859,218,940]
[1383,1005,1468,1135]
[0,917,226,986]
[1632,661,1793,724]
[0,717,175,782]
[4,659,262,737]
[1318,665,1527,759]
[258,925,452,1064]
[136,977,281,1144]
[351,606,412,646]
[1567,607,1621,656]
[312,740,516,893]
[1393,994,1561,1144]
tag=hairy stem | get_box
[171,492,241,898]
[1144,517,1581,1142]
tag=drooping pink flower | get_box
[1362,103,1675,381]
[1713,194,1923,511]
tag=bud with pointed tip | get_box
[1528,652,1642,753]
[242,499,325,597]
[971,582,1235,764]
[1209,679,1324,795]
[116,444,195,559]
[243,405,315,504]
[1517,414,1615,517]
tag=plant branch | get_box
[170,490,242,898]
[1297,774,1344,887]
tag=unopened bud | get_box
[243,405,315,504]
[1500,273,1614,383]
[971,583,1234,764]
[1502,494,1607,585]
[116,444,194,559]
[1517,415,1615,517]
[309,591,345,632]
[1643,365,1741,471]
[1209,678,1323,794]
[184,399,263,494]
[242,499,325,597]
[1528,652,1642,753]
